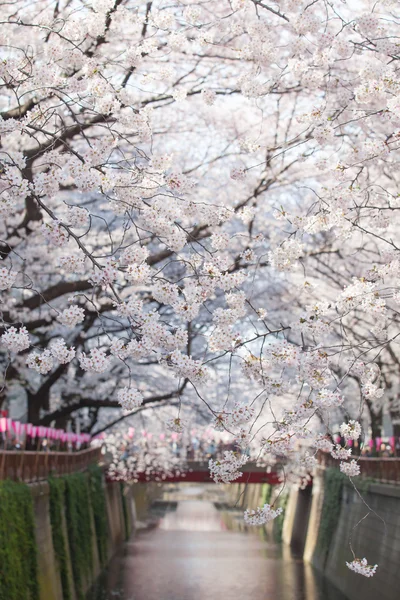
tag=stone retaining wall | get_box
[31,476,136,600]
[282,469,400,600]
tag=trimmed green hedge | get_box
[0,480,39,600]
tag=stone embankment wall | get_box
[33,474,134,600]
[0,469,162,600]
[282,468,400,600]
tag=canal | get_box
[91,485,348,600]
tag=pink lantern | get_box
[15,422,22,436]
[0,417,7,433]
[31,426,38,438]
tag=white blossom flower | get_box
[346,557,378,577]
[79,348,111,373]
[244,504,283,526]
[66,205,89,228]
[26,350,54,374]
[41,221,68,247]
[1,326,30,353]
[339,420,362,442]
[268,239,304,271]
[209,451,248,483]
[117,387,143,411]
[331,445,352,460]
[201,89,216,106]
[166,417,185,433]
[49,339,75,363]
[59,255,86,274]
[125,263,152,284]
[230,166,246,181]
[58,306,85,328]
[340,460,360,477]
[0,267,17,290]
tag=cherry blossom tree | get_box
[1,0,400,574]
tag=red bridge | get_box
[133,461,282,485]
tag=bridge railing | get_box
[318,451,400,484]
[0,447,103,482]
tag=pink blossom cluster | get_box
[244,504,283,526]
[209,451,249,483]
[346,558,378,578]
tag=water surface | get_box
[92,485,348,600]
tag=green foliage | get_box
[88,466,109,565]
[262,484,272,505]
[0,480,39,600]
[316,468,346,565]
[273,490,289,543]
[120,482,131,541]
[48,477,71,600]
[64,473,93,600]
[0,469,109,600]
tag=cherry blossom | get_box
[79,349,111,373]
[26,350,54,375]
[244,504,283,526]
[1,327,30,353]
[209,452,249,484]
[166,417,186,434]
[339,421,362,442]
[340,460,361,478]
[57,306,85,328]
[117,387,144,412]
[0,0,398,568]
[0,267,17,290]
[346,558,378,578]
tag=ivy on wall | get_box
[49,468,110,600]
[0,467,110,600]
[64,473,94,600]
[88,466,109,565]
[0,480,39,600]
[48,477,71,600]
[273,490,289,543]
[316,468,346,565]
[262,483,272,506]
[120,482,131,541]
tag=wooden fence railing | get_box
[0,447,102,482]
[318,451,400,484]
